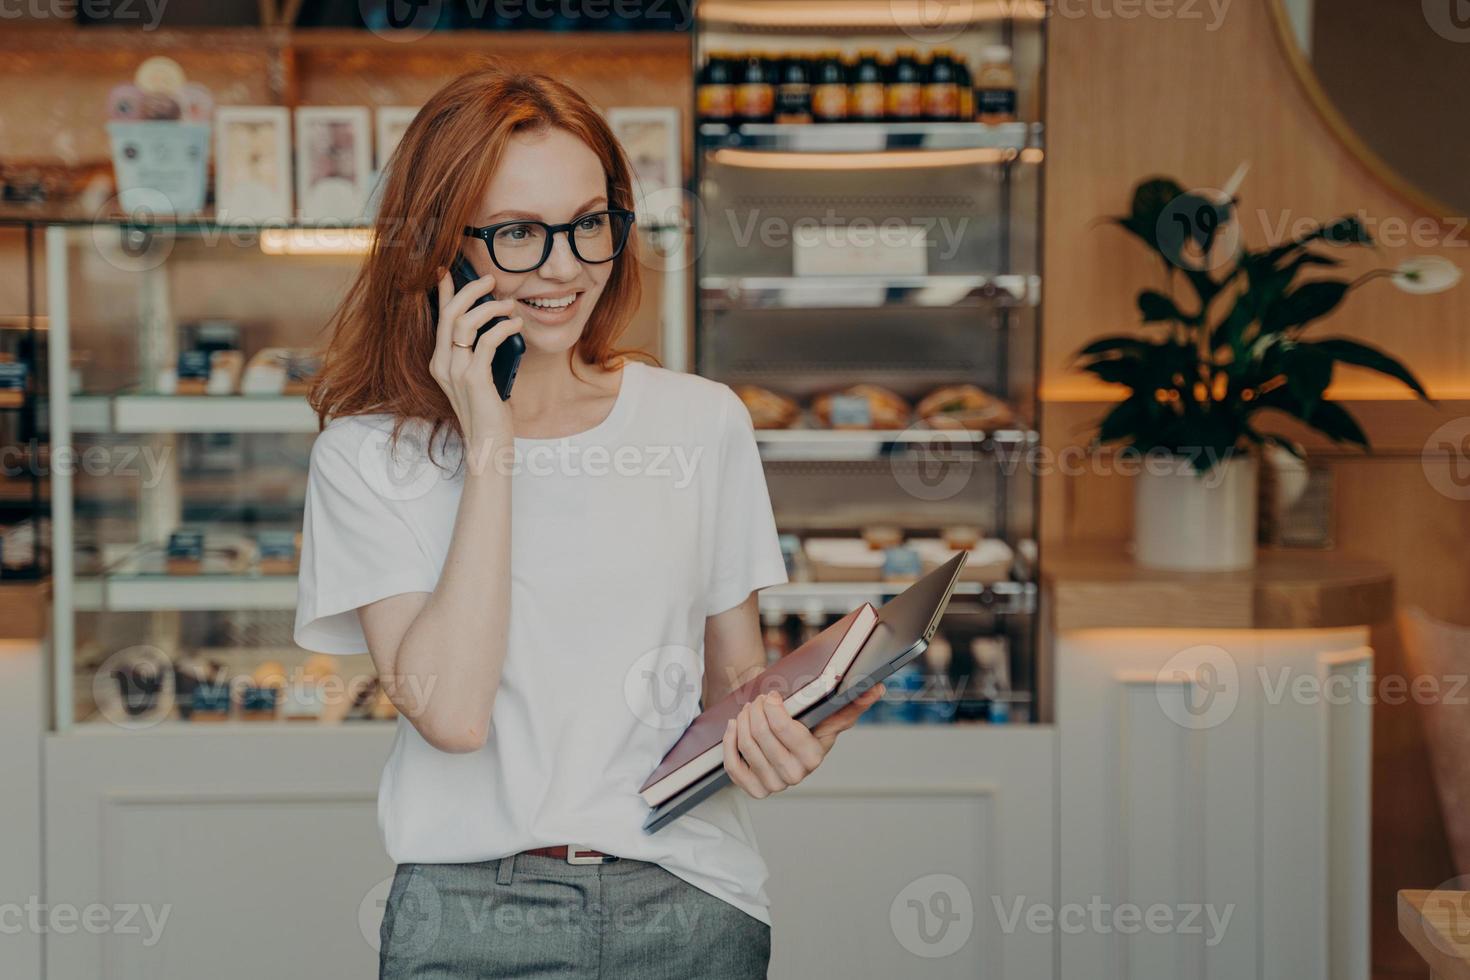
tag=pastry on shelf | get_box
[734,384,800,429]
[804,537,886,581]
[242,347,323,396]
[916,384,1015,431]
[907,536,1015,583]
[812,384,910,430]
[861,525,904,550]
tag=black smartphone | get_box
[434,254,525,401]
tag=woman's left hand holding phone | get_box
[431,267,523,456]
[358,269,524,756]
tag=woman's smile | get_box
[515,289,585,326]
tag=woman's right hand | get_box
[430,267,524,457]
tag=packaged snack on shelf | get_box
[0,357,27,408]
[190,681,232,721]
[256,529,301,575]
[165,528,205,574]
[804,537,886,581]
[171,350,212,395]
[881,545,923,582]
[777,532,803,578]
[238,684,279,721]
[812,384,909,430]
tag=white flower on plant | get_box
[1221,161,1250,200]
[1391,256,1462,295]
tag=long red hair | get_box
[308,62,654,461]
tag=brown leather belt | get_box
[522,845,619,864]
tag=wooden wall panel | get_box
[1043,4,1468,975]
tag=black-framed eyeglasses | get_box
[463,208,636,274]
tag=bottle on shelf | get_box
[810,50,848,122]
[734,53,776,126]
[761,609,791,666]
[885,48,924,122]
[847,49,886,123]
[774,54,813,124]
[954,53,975,121]
[921,47,961,122]
[697,50,736,124]
[975,44,1018,124]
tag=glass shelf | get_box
[700,274,1040,309]
[72,394,317,434]
[755,426,1037,462]
[699,121,1042,154]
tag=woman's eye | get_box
[576,215,606,232]
[495,224,537,243]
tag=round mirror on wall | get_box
[1270,0,1470,216]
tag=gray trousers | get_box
[379,852,771,979]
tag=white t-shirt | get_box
[293,360,790,925]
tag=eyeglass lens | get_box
[487,211,631,272]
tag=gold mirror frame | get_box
[1265,0,1457,219]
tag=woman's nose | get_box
[538,233,581,281]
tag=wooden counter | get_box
[0,579,49,641]
[1399,890,1470,980]
[1043,545,1393,631]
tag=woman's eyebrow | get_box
[481,196,609,223]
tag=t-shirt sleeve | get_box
[293,421,441,654]
[704,386,790,617]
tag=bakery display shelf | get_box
[0,26,689,58]
[758,580,1035,616]
[68,717,395,733]
[755,426,1037,462]
[715,364,998,386]
[700,274,1040,309]
[698,121,1042,155]
[73,393,317,434]
[697,0,1044,34]
[75,572,297,613]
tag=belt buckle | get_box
[566,845,614,865]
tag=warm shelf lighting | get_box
[699,0,1046,29]
[258,228,373,256]
[711,146,1042,170]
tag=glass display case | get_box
[0,221,48,581]
[692,1,1046,722]
[36,213,704,730]
[40,219,375,729]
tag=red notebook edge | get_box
[639,602,880,806]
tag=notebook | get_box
[642,551,969,834]
[639,602,880,807]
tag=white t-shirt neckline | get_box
[512,359,642,447]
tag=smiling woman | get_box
[292,63,880,980]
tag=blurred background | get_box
[1,1,1468,978]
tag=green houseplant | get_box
[1078,173,1457,569]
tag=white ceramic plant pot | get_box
[1133,455,1258,571]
